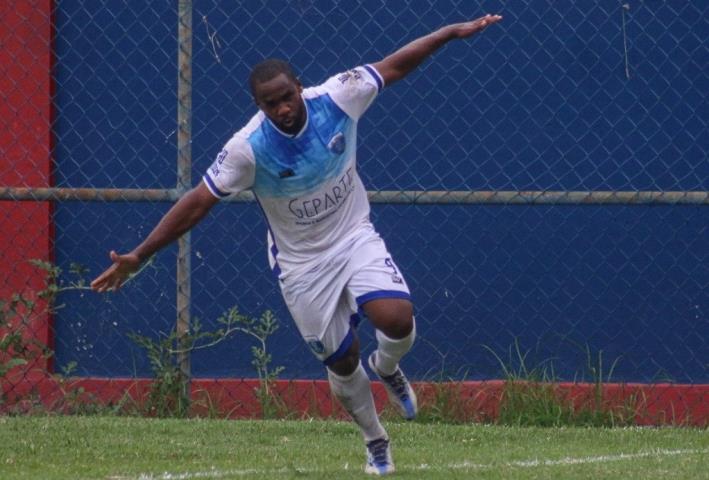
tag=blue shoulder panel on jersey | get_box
[249,93,354,198]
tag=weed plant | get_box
[483,339,639,427]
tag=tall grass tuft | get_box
[483,339,639,427]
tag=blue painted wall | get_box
[53,1,707,383]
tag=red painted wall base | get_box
[2,372,706,426]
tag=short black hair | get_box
[249,59,298,96]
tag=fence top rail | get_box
[1,187,708,205]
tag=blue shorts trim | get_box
[323,314,361,366]
[355,290,411,308]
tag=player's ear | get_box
[252,88,264,107]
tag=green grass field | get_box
[0,416,706,479]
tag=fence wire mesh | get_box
[1,1,707,424]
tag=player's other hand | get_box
[90,250,141,293]
[447,14,503,39]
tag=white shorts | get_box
[278,229,411,366]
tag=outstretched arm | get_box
[90,181,220,292]
[372,14,503,86]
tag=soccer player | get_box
[91,14,502,475]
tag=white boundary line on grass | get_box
[114,448,708,479]
[413,448,709,472]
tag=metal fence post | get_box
[176,0,193,411]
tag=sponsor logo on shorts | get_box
[385,258,403,284]
[306,337,326,355]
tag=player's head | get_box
[250,59,305,135]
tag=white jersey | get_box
[203,65,385,276]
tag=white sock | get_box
[374,319,416,376]
[328,361,387,442]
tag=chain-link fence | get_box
[1,1,707,424]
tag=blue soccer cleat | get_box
[365,437,395,475]
[368,352,418,420]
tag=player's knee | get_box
[327,352,359,376]
[326,340,360,376]
[365,299,413,339]
[384,314,414,339]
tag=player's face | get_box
[253,73,306,135]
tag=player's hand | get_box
[90,250,141,293]
[446,14,503,39]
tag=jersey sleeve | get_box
[321,64,384,121]
[202,134,256,198]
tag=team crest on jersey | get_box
[328,132,346,155]
[279,168,295,179]
[306,337,326,355]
